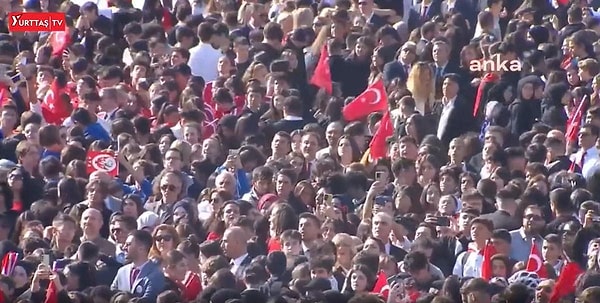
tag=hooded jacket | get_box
[541,83,569,129]
[507,75,542,139]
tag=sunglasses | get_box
[161,184,177,192]
[154,235,173,242]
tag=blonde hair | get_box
[406,62,436,112]
[292,7,314,29]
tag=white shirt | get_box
[571,146,600,180]
[171,122,183,140]
[453,250,483,278]
[230,253,249,275]
[437,96,456,139]
[188,43,221,82]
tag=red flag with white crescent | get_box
[525,240,548,278]
[369,111,393,160]
[310,44,333,94]
[342,79,388,121]
[86,150,119,177]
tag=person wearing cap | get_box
[435,73,473,146]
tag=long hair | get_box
[406,62,436,113]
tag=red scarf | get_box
[473,73,499,117]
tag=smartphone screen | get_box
[42,254,51,267]
[375,171,383,181]
[228,149,239,157]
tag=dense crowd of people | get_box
[2,0,600,302]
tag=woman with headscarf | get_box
[507,75,542,140]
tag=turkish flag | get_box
[550,262,583,303]
[371,271,389,300]
[525,240,548,278]
[86,150,119,177]
[481,241,497,281]
[343,79,388,121]
[48,31,71,57]
[369,111,393,160]
[0,83,10,106]
[566,95,588,146]
[44,280,58,303]
[310,44,333,94]
[41,79,70,125]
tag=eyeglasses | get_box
[154,234,173,242]
[161,184,177,192]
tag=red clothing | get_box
[183,272,202,301]
[267,237,282,252]
[11,200,22,212]
[206,231,221,241]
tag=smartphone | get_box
[436,216,451,227]
[42,254,51,267]
[375,171,383,181]
[228,149,239,157]
[20,57,27,65]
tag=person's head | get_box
[403,251,431,283]
[579,123,599,150]
[124,230,153,263]
[542,233,562,263]
[309,256,335,280]
[221,226,248,259]
[433,40,450,65]
[490,229,511,255]
[163,250,188,281]
[52,213,77,244]
[109,214,137,244]
[164,148,183,171]
[64,262,96,291]
[280,229,302,257]
[158,171,184,203]
[298,212,321,243]
[577,286,600,303]
[372,212,392,243]
[522,205,544,235]
[470,218,493,244]
[151,224,180,258]
[81,208,103,238]
[215,171,237,195]
[490,254,509,278]
[349,264,375,293]
[276,168,297,198]
[15,140,40,169]
[461,278,491,303]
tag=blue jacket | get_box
[84,122,111,142]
